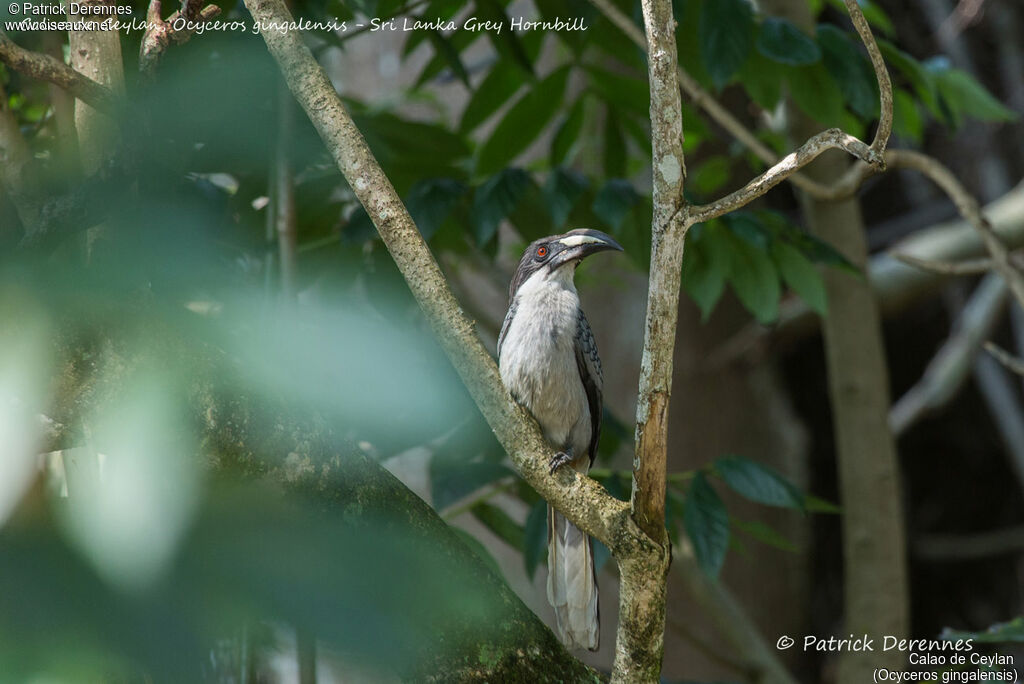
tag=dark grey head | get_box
[509,228,624,299]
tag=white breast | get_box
[499,269,592,454]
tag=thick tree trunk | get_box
[760,3,911,681]
[800,153,910,683]
[67,0,124,173]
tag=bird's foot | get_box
[549,451,573,474]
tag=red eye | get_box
[536,246,548,257]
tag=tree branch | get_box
[712,183,1024,366]
[885,150,1024,309]
[631,0,686,545]
[586,0,892,202]
[241,1,671,679]
[889,273,1008,435]
[685,129,882,225]
[892,252,997,276]
[984,341,1024,376]
[139,0,222,76]
[0,30,120,114]
[617,0,688,674]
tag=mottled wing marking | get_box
[574,309,603,466]
[497,297,517,359]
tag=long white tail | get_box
[547,507,599,651]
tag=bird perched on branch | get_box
[497,228,624,651]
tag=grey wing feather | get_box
[574,310,603,466]
[497,298,517,359]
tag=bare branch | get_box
[714,182,1024,366]
[631,0,686,546]
[139,0,222,75]
[0,30,120,114]
[889,274,1008,436]
[841,0,892,154]
[685,129,882,225]
[886,150,1024,310]
[984,341,1024,376]
[891,252,996,276]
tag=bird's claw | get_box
[549,451,573,474]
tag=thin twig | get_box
[984,341,1024,376]
[892,252,996,276]
[842,0,893,154]
[586,0,891,202]
[973,351,1024,492]
[139,0,222,75]
[441,478,516,520]
[887,150,1024,310]
[684,129,882,225]
[0,30,120,114]
[889,274,1008,436]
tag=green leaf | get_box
[460,63,524,133]
[405,178,466,242]
[508,179,556,241]
[415,30,481,88]
[523,500,548,580]
[877,39,940,117]
[725,212,770,249]
[584,64,650,117]
[592,179,640,231]
[786,62,847,127]
[805,493,841,514]
[543,167,589,227]
[690,156,732,197]
[684,472,730,577]
[476,66,570,176]
[700,0,755,90]
[603,108,627,178]
[450,527,505,580]
[732,518,798,552]
[402,0,465,56]
[472,168,531,245]
[817,24,879,120]
[738,54,784,110]
[682,223,731,320]
[756,210,859,274]
[725,231,780,324]
[757,18,820,66]
[716,456,804,510]
[771,241,827,315]
[551,97,586,166]
[471,501,525,549]
[424,30,471,88]
[476,0,535,75]
[933,67,1017,129]
[892,88,924,143]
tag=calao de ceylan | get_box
[369,15,587,34]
